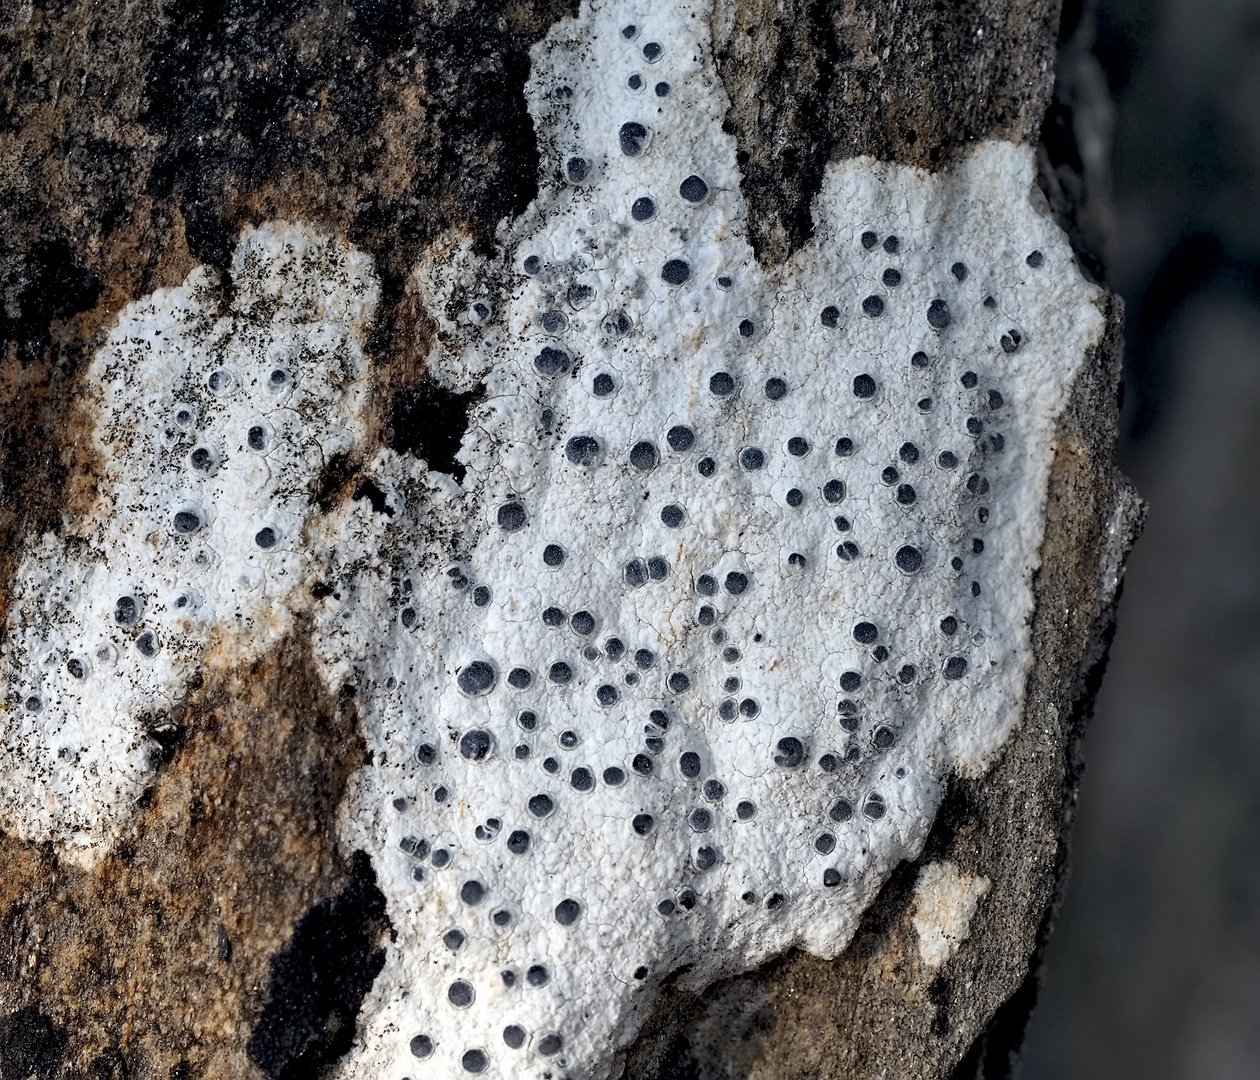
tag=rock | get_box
[0,1,1138,1078]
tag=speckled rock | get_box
[0,1,1137,1078]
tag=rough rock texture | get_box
[0,1,1136,1078]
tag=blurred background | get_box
[1020,0,1260,1077]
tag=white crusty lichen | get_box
[0,223,378,862]
[912,861,992,969]
[0,0,1105,1073]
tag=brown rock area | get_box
[0,1,1136,1078]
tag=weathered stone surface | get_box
[0,1,1136,1077]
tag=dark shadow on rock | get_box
[390,376,483,484]
[0,1006,67,1080]
[247,850,391,1080]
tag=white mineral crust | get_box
[1,0,1104,1074]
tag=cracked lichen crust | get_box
[329,1,1102,1076]
[0,0,1103,1074]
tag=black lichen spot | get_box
[554,898,582,926]
[961,371,979,389]
[565,434,601,466]
[951,261,968,281]
[565,156,590,183]
[460,729,493,761]
[661,504,685,528]
[938,450,958,469]
[698,456,716,477]
[662,259,691,285]
[861,294,885,318]
[688,808,714,832]
[764,376,788,400]
[724,571,749,595]
[820,305,840,329]
[774,738,805,768]
[462,1048,488,1073]
[247,851,389,1080]
[883,236,900,254]
[709,371,736,397]
[739,447,765,471]
[861,230,879,249]
[853,373,877,399]
[668,671,692,694]
[863,794,887,820]
[534,345,571,376]
[528,794,554,818]
[1026,250,1044,268]
[543,543,566,568]
[507,668,532,690]
[786,489,804,508]
[630,441,659,471]
[655,81,671,97]
[926,299,952,330]
[114,595,141,626]
[882,267,902,288]
[497,502,527,532]
[458,662,496,696]
[679,175,709,203]
[620,121,649,156]
[624,559,648,588]
[173,508,203,535]
[504,1025,526,1050]
[944,656,968,679]
[631,196,657,221]
[853,621,878,644]
[391,378,481,484]
[912,350,931,369]
[1000,328,1023,353]
[829,799,854,822]
[667,425,695,452]
[895,545,923,574]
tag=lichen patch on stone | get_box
[0,222,378,861]
[912,860,991,970]
[2,0,1103,1074]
